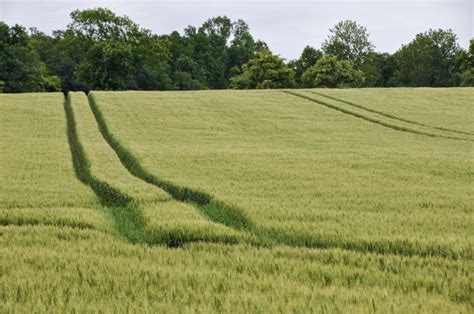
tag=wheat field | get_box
[1,88,473,312]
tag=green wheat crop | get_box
[1,89,473,312]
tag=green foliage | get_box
[132,36,173,90]
[301,55,365,88]
[359,52,398,87]
[322,20,374,68]
[0,12,471,91]
[0,24,45,92]
[2,46,44,92]
[41,75,62,92]
[68,8,141,42]
[190,16,233,89]
[393,29,461,87]
[166,31,207,90]
[1,10,270,92]
[227,20,262,80]
[74,40,134,90]
[460,68,474,86]
[459,40,474,87]
[230,49,295,89]
[289,45,323,85]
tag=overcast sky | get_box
[1,0,472,60]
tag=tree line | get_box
[0,8,473,93]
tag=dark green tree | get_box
[459,39,474,86]
[164,31,206,90]
[289,46,323,86]
[393,29,461,87]
[65,8,173,91]
[131,33,173,90]
[360,52,398,87]
[74,40,134,90]
[194,16,233,89]
[0,23,59,92]
[227,20,258,78]
[68,8,141,42]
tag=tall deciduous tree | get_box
[67,8,173,91]
[322,20,374,68]
[195,16,233,89]
[228,19,259,78]
[0,23,60,92]
[393,29,461,87]
[360,52,398,87]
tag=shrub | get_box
[301,55,365,88]
[230,49,295,89]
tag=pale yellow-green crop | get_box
[1,89,473,312]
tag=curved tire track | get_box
[87,93,254,233]
[86,91,469,260]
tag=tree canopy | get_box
[393,29,462,87]
[322,20,374,68]
[0,10,471,93]
[230,49,295,89]
[301,55,365,88]
[289,46,323,85]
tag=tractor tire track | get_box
[64,93,151,244]
[311,91,474,137]
[87,93,255,235]
[0,218,98,231]
[284,91,472,142]
[86,92,468,260]
[68,93,253,247]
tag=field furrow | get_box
[285,90,472,141]
[312,88,474,135]
[310,90,474,137]
[0,207,114,232]
[69,92,247,246]
[91,90,473,259]
[0,93,110,233]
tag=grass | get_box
[92,89,473,259]
[1,227,472,312]
[285,91,472,141]
[0,207,112,232]
[0,93,98,209]
[87,92,254,232]
[285,90,472,141]
[69,91,248,246]
[311,88,474,135]
[1,89,473,312]
[309,89,473,136]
